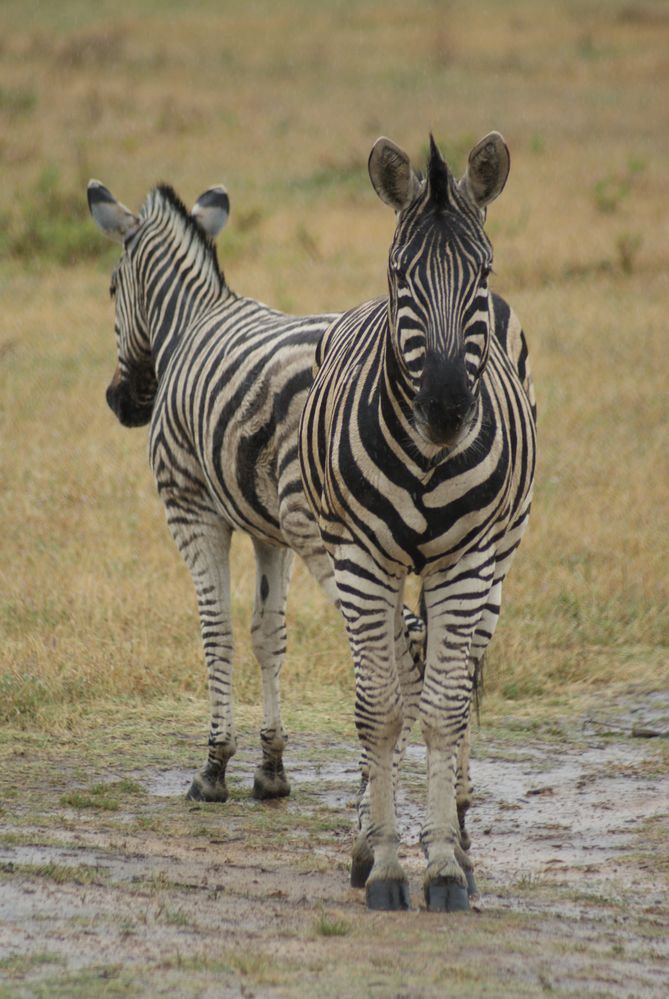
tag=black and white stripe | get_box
[89,179,343,802]
[299,133,536,910]
[89,179,425,804]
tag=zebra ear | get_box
[460,132,510,210]
[190,186,230,239]
[87,180,139,243]
[368,138,421,212]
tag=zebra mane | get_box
[142,183,226,292]
[427,134,452,210]
[425,137,481,228]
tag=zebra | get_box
[299,132,537,911]
[87,179,425,805]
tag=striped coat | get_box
[89,180,339,802]
[300,133,536,910]
[89,179,426,804]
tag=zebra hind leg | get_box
[455,582,502,893]
[350,764,374,887]
[455,715,479,903]
[180,522,237,803]
[250,540,293,800]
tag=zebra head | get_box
[368,132,509,449]
[87,180,230,428]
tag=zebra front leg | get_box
[250,540,293,800]
[180,522,237,803]
[351,601,424,890]
[334,552,409,910]
[420,557,494,912]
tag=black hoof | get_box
[350,855,373,888]
[366,879,411,911]
[252,767,290,801]
[465,867,478,898]
[424,877,470,912]
[186,777,228,803]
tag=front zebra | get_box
[299,132,536,911]
[88,179,425,804]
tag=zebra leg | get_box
[456,580,502,899]
[250,539,293,800]
[351,590,423,889]
[181,522,237,803]
[394,597,425,766]
[454,716,479,901]
[420,554,494,912]
[278,500,341,606]
[334,552,409,910]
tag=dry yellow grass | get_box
[1,0,667,733]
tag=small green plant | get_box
[161,908,193,928]
[314,909,351,937]
[0,85,37,117]
[592,157,646,214]
[60,784,120,811]
[530,133,545,155]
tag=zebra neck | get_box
[380,333,453,471]
[146,248,229,380]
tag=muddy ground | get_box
[1,694,668,998]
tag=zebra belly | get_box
[151,332,321,549]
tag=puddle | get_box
[135,726,669,886]
[142,768,195,798]
[1,712,667,998]
[4,715,667,914]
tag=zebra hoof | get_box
[424,876,470,913]
[186,775,229,803]
[252,765,290,801]
[350,854,373,888]
[366,879,411,911]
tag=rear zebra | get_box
[88,179,425,804]
[299,132,537,911]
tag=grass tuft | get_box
[314,909,351,937]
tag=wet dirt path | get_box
[1,697,668,998]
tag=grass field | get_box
[1,0,666,728]
[1,1,668,994]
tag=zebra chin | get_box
[106,382,153,428]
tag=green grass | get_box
[314,910,351,937]
[1,862,104,885]
[0,966,136,999]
